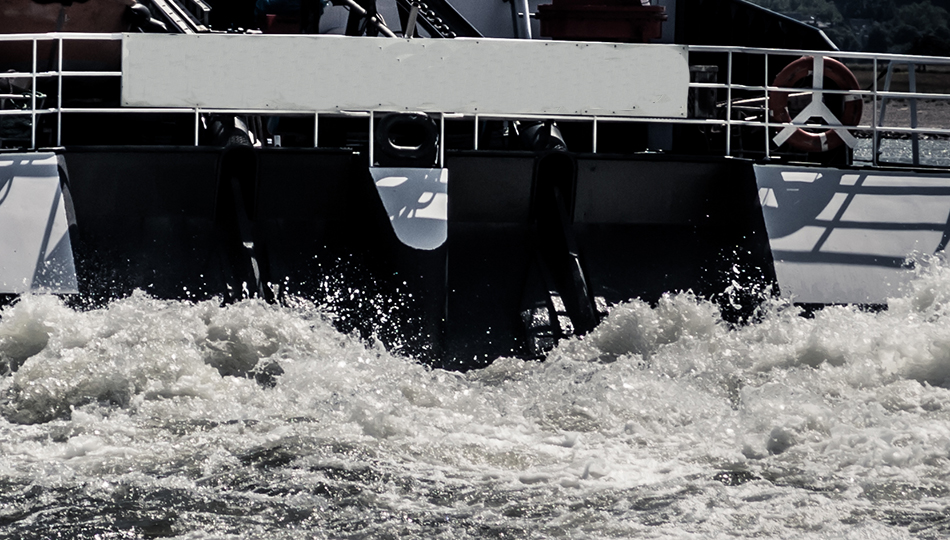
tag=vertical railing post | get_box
[31,38,37,149]
[877,61,897,165]
[57,36,63,147]
[369,110,375,167]
[908,62,919,166]
[872,57,878,167]
[439,112,445,168]
[763,52,770,160]
[877,60,895,164]
[725,50,732,157]
[592,116,598,154]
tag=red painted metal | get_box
[537,0,667,43]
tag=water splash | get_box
[3,262,950,538]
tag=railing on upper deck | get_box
[2,32,949,168]
[686,45,950,167]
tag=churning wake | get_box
[4,261,950,538]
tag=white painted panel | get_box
[840,195,950,224]
[370,167,447,250]
[768,226,827,251]
[0,153,78,294]
[822,229,943,258]
[862,174,950,187]
[754,164,950,304]
[773,262,908,304]
[814,192,848,220]
[122,34,688,118]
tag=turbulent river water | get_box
[4,258,950,539]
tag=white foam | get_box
[3,263,950,537]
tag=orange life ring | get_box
[769,56,863,153]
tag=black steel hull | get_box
[48,147,774,368]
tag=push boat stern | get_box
[3,13,950,367]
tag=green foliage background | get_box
[748,0,950,54]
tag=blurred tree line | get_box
[749,0,950,54]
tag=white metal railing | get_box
[2,33,950,168]
[686,45,950,166]
[0,33,124,149]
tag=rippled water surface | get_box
[854,138,950,167]
[5,261,950,539]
